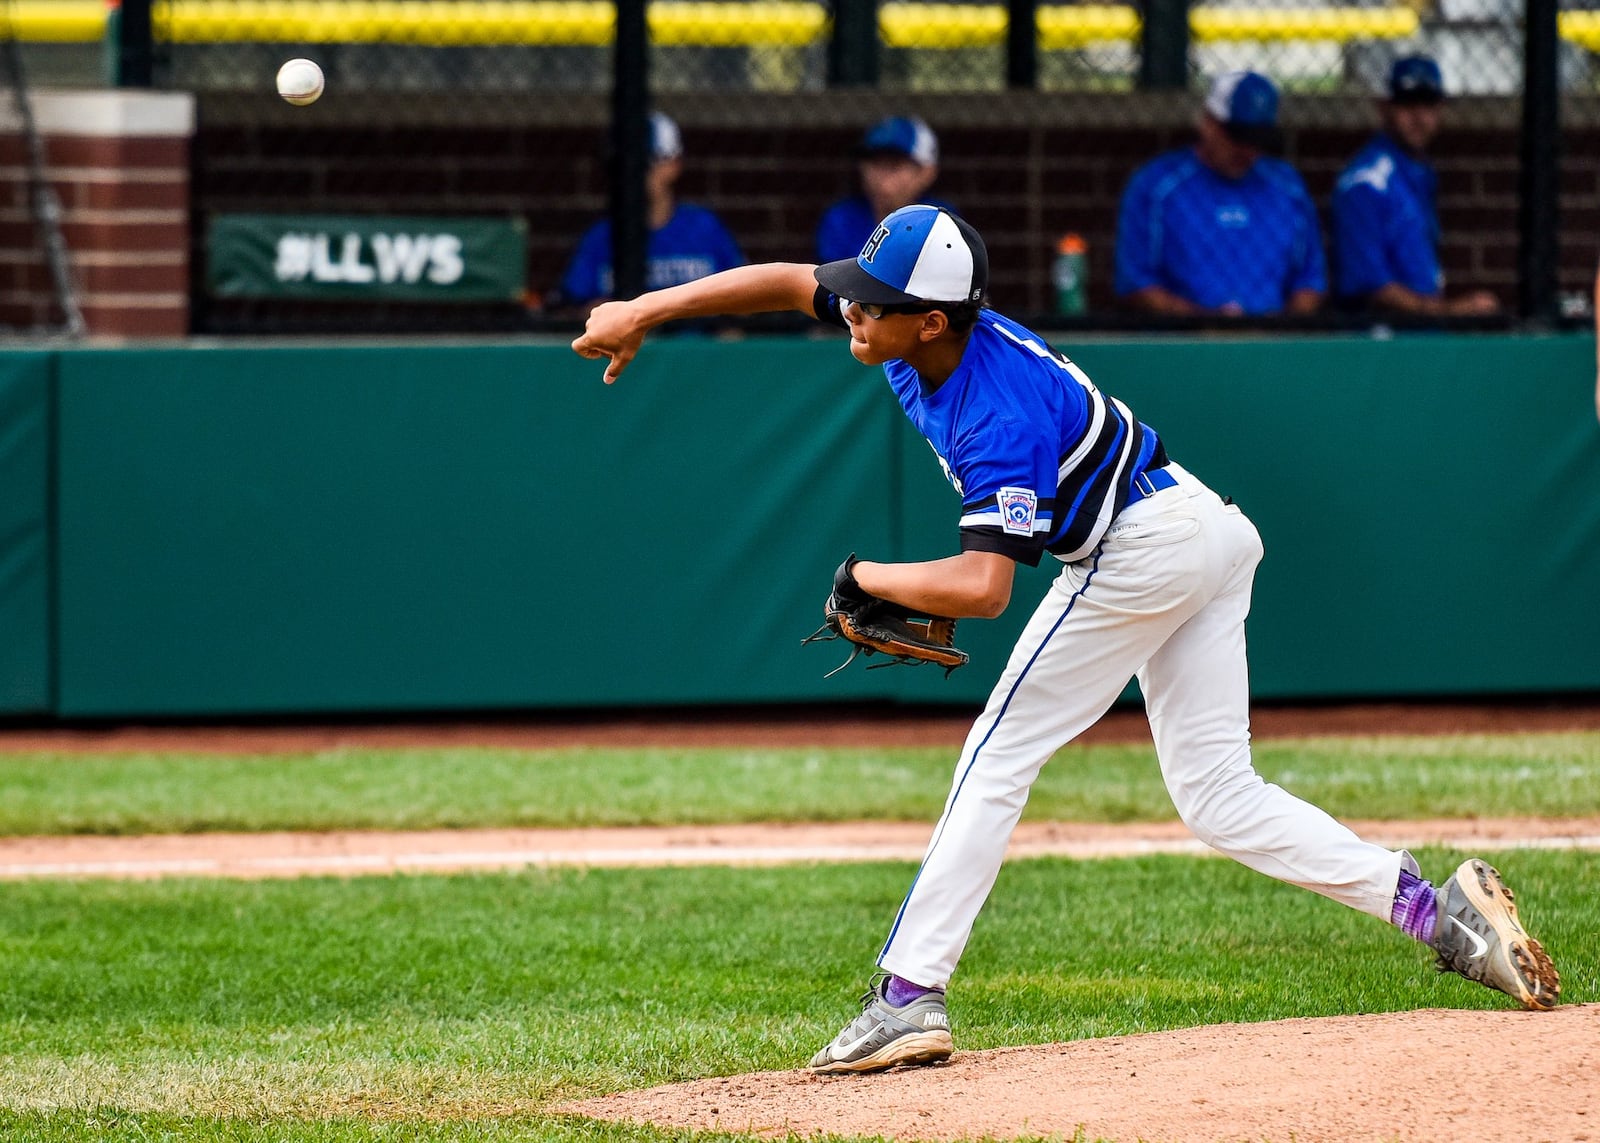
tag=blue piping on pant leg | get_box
[878,548,1106,965]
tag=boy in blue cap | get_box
[1115,71,1325,316]
[573,205,1560,1073]
[815,116,955,265]
[553,112,745,312]
[1331,55,1500,316]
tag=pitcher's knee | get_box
[1168,757,1270,849]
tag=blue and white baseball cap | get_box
[857,116,939,167]
[649,112,683,161]
[1388,55,1445,104]
[814,204,987,306]
[1204,70,1282,152]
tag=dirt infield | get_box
[3,816,1599,881]
[560,1005,1599,1143]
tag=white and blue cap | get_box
[857,116,939,167]
[815,204,987,306]
[1204,70,1282,152]
[649,112,683,160]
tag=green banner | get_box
[207,213,527,301]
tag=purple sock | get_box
[1391,868,1438,945]
[884,974,940,1007]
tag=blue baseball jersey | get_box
[814,291,1166,566]
[816,195,958,265]
[1330,133,1442,301]
[1114,149,1326,314]
[558,204,745,306]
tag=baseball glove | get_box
[801,554,970,678]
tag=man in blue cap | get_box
[1115,70,1325,316]
[572,204,1559,1074]
[1331,55,1500,316]
[815,116,956,265]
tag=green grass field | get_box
[1,733,1595,1142]
[2,731,1597,834]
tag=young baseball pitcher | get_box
[572,205,1561,1074]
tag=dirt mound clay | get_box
[560,1004,1597,1143]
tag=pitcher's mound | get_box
[561,1004,1597,1143]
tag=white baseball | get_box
[276,58,324,106]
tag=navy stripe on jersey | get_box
[1049,389,1140,560]
[959,322,1163,564]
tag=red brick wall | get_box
[53,134,190,336]
[0,93,191,337]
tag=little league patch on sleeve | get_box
[998,487,1038,536]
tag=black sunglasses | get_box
[845,299,938,320]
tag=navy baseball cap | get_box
[1388,55,1445,104]
[1204,70,1282,152]
[857,116,939,166]
[814,204,987,307]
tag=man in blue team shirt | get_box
[815,116,955,265]
[1115,71,1325,316]
[1331,56,1500,316]
[573,205,1558,1073]
[553,112,745,312]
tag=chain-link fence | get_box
[6,0,1594,332]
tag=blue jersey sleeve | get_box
[951,418,1061,566]
[709,214,746,273]
[558,221,611,306]
[1288,181,1328,295]
[1331,183,1394,298]
[1114,164,1162,297]
[816,199,868,264]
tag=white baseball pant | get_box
[877,462,1413,990]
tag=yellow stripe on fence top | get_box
[1037,4,1140,49]
[4,0,107,40]
[154,1,824,46]
[1191,5,1416,42]
[1561,10,1600,51]
[878,4,1141,49]
[16,0,1570,50]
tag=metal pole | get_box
[828,0,880,85]
[611,0,649,300]
[1517,0,1560,323]
[2,36,85,336]
[1006,0,1038,88]
[1139,0,1189,90]
[116,0,154,87]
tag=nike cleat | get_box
[1432,858,1560,1011]
[808,975,954,1074]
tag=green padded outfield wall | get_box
[34,333,1600,716]
[0,353,52,715]
[53,341,897,716]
